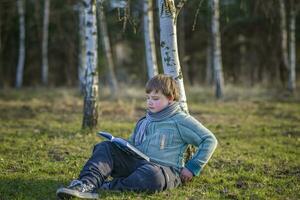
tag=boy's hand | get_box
[180,168,193,183]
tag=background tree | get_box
[279,0,289,88]
[211,0,224,99]
[144,0,158,79]
[97,0,119,98]
[15,0,25,88]
[206,42,213,85]
[75,2,87,93]
[41,0,50,86]
[0,13,2,88]
[288,0,296,93]
[82,0,99,129]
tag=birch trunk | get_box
[76,3,86,93]
[206,43,213,85]
[144,0,158,79]
[82,0,99,129]
[0,15,2,87]
[41,0,50,85]
[279,0,289,85]
[16,0,25,88]
[238,34,246,84]
[97,1,119,97]
[157,0,188,113]
[211,0,224,99]
[288,0,296,92]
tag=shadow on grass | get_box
[0,177,151,200]
[0,177,63,200]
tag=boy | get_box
[56,74,218,199]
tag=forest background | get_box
[0,0,300,199]
[1,0,299,89]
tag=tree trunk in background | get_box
[82,0,99,129]
[42,0,50,85]
[97,1,119,98]
[16,0,26,88]
[178,9,189,85]
[288,0,296,93]
[206,43,213,85]
[206,1,213,86]
[211,0,224,99]
[76,3,86,94]
[157,0,188,113]
[279,0,289,87]
[0,15,2,88]
[238,34,246,84]
[144,0,158,79]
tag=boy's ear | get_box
[168,96,174,102]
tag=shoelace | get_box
[69,180,83,187]
[69,180,95,192]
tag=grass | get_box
[0,86,299,200]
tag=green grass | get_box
[0,87,299,200]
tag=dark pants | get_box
[79,141,181,192]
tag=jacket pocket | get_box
[158,129,174,150]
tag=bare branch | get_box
[192,0,205,31]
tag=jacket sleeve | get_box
[177,115,218,176]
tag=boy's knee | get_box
[138,164,166,191]
[93,141,112,153]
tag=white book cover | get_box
[97,131,150,162]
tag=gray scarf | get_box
[132,102,181,145]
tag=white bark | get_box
[82,0,99,129]
[97,1,119,97]
[110,0,127,9]
[42,0,50,85]
[144,0,158,79]
[157,0,188,113]
[288,0,296,92]
[16,0,26,88]
[211,0,224,99]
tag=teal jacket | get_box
[129,111,218,176]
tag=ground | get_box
[0,86,299,200]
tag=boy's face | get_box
[146,90,172,113]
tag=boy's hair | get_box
[145,74,180,101]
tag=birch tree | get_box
[0,13,2,87]
[157,0,188,113]
[97,0,119,98]
[75,3,87,93]
[82,0,99,129]
[144,0,158,79]
[41,0,50,85]
[288,0,296,92]
[211,0,224,99]
[279,0,289,86]
[206,43,213,85]
[16,0,25,88]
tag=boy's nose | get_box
[147,100,153,106]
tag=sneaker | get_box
[56,180,99,199]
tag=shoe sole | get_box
[56,188,99,199]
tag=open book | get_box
[97,131,150,162]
